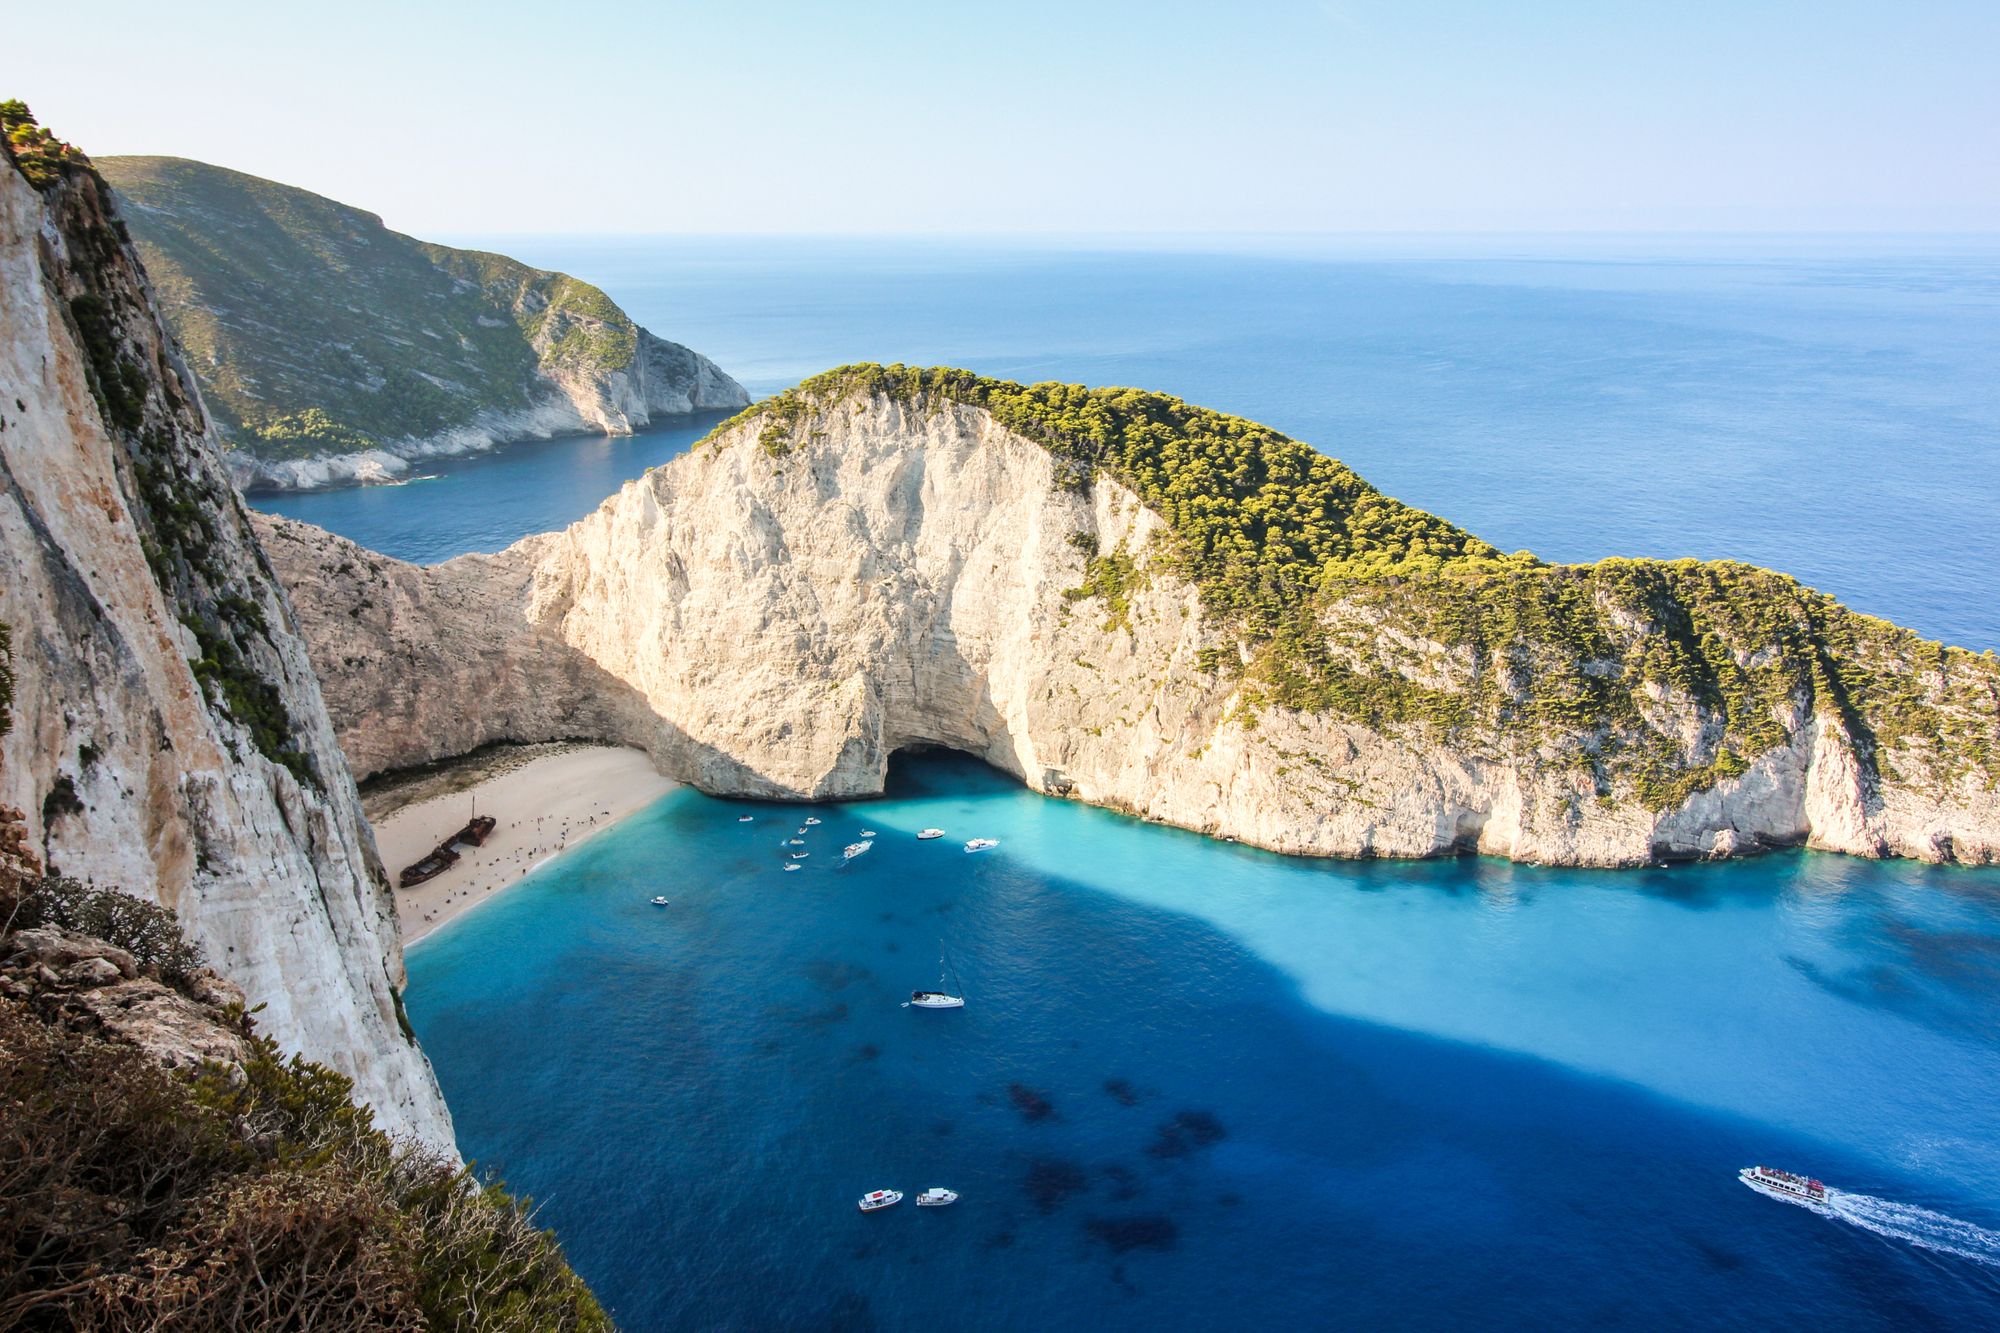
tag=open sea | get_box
[267,239,2000,1328]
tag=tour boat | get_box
[1739,1166,1829,1208]
[783,863,802,873]
[650,896,669,906]
[915,1188,959,1207]
[964,838,998,853]
[858,1189,902,1212]
[805,817,822,826]
[843,840,874,860]
[917,829,944,840]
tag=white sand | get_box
[373,746,676,945]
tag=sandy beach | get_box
[368,745,677,945]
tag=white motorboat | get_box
[737,815,753,823]
[858,1189,902,1212]
[843,840,874,860]
[789,838,805,845]
[917,829,944,840]
[791,851,810,860]
[783,863,802,873]
[963,838,998,853]
[805,817,822,826]
[915,1188,959,1207]
[860,829,877,838]
[650,896,669,906]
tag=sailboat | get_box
[907,946,965,1009]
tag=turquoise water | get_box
[406,754,2000,1330]
[271,236,2000,651]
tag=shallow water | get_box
[406,754,2000,1330]
[256,239,2000,650]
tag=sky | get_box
[8,0,1998,236]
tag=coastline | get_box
[369,745,677,946]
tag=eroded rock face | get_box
[0,151,453,1146]
[264,390,2000,869]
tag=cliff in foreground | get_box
[264,365,2000,868]
[96,155,748,491]
[0,107,453,1145]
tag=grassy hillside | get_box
[736,365,2000,810]
[97,156,649,460]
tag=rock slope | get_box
[97,155,748,491]
[0,126,454,1146]
[265,366,2000,869]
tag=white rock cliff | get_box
[0,151,454,1147]
[264,384,2000,870]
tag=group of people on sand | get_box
[411,808,613,924]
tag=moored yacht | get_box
[964,838,998,853]
[915,1188,958,1207]
[858,1189,902,1212]
[917,828,945,840]
[1739,1166,1829,1208]
[650,896,669,906]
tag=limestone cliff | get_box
[265,366,2000,869]
[96,155,749,491]
[0,127,454,1145]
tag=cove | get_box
[404,753,2000,1330]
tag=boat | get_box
[789,838,806,846]
[805,817,822,826]
[398,842,460,888]
[917,829,944,840]
[915,1188,959,1207]
[860,829,877,838]
[650,896,669,906]
[858,1189,902,1212]
[783,863,802,873]
[791,851,810,860]
[737,815,754,823]
[452,814,497,847]
[908,947,965,1009]
[964,838,998,853]
[843,840,874,860]
[1739,1166,1829,1208]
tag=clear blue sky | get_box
[9,0,1997,235]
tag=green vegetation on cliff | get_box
[734,365,2000,809]
[95,156,650,459]
[0,100,87,188]
[0,872,609,1331]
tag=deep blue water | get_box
[264,237,2000,650]
[406,753,2000,1331]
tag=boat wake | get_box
[1824,1189,2000,1267]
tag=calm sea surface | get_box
[291,239,2000,1328]
[407,754,2000,1330]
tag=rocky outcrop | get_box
[0,140,454,1145]
[95,155,749,492]
[263,373,2000,869]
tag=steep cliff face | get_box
[265,370,2000,868]
[96,155,749,491]
[0,139,454,1145]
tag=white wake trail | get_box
[1824,1189,2000,1267]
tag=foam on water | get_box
[1826,1190,2000,1267]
